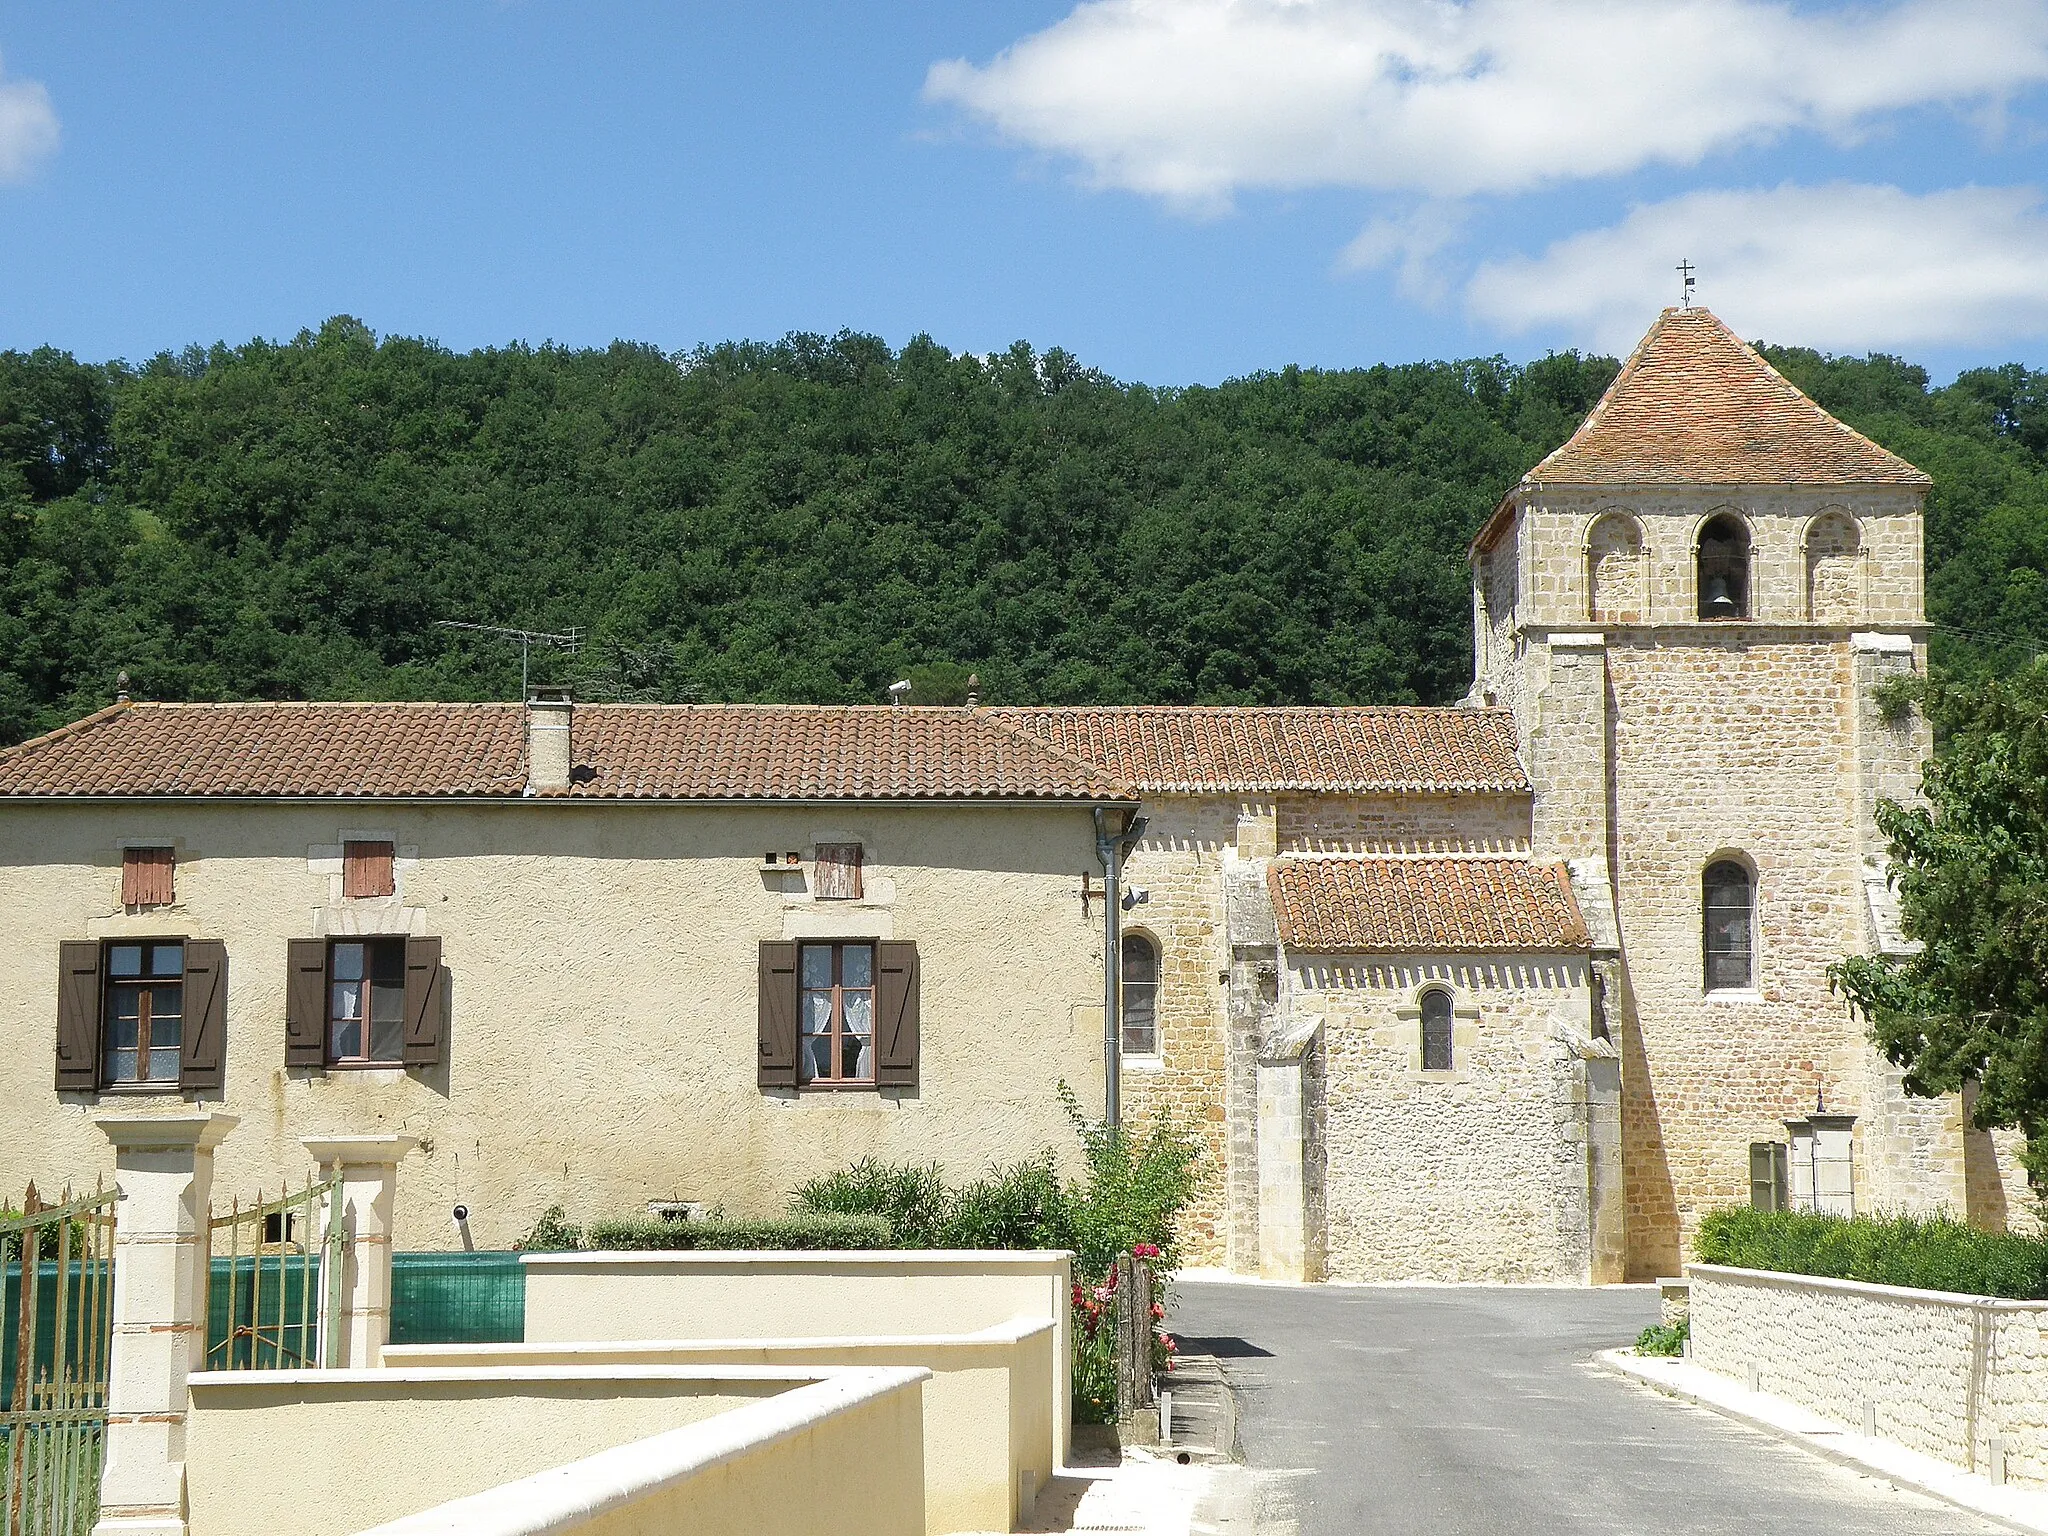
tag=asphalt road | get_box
[1171,1280,2010,1536]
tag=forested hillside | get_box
[3,318,2046,747]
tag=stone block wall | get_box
[1605,635,1878,1276]
[1302,952,1598,1283]
[1278,793,1530,854]
[1689,1264,2048,1484]
[1117,798,1236,1265]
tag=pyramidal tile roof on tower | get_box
[1522,306,1931,489]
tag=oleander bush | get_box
[1694,1208,2048,1300]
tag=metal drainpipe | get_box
[1095,807,1147,1128]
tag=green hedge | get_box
[1695,1208,2048,1300]
[579,1213,893,1251]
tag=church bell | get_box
[1702,573,1739,618]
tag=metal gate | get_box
[206,1175,344,1371]
[2,1183,116,1536]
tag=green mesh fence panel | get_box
[2,1262,113,1411]
[388,1253,525,1346]
[203,1255,322,1371]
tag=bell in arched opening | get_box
[1696,514,1752,620]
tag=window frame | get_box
[1703,858,1757,994]
[101,938,186,1091]
[797,939,879,1088]
[1120,932,1161,1057]
[325,935,408,1068]
[1419,986,1456,1074]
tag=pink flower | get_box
[1151,1302,1165,1319]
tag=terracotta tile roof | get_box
[0,702,1134,802]
[991,707,1528,794]
[1522,307,1930,489]
[1268,856,1589,952]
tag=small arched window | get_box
[1697,514,1752,620]
[1420,987,1454,1072]
[1120,934,1159,1056]
[1703,861,1754,992]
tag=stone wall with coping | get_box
[1299,951,1599,1282]
[1688,1263,2048,1485]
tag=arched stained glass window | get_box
[1421,987,1454,1072]
[1704,861,1755,992]
[1121,934,1159,1056]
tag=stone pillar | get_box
[301,1136,415,1369]
[1257,1016,1321,1282]
[1223,860,1278,1275]
[94,1112,237,1536]
[1529,633,1612,866]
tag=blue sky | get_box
[4,2,2048,384]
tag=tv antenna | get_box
[436,621,583,698]
[1677,258,1696,309]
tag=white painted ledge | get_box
[344,1366,929,1536]
[520,1248,1073,1271]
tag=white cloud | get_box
[925,0,2048,213]
[0,52,58,183]
[1465,183,2048,353]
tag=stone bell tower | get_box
[1468,306,1970,1278]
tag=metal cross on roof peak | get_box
[1677,259,1696,308]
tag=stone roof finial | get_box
[966,674,981,709]
[115,670,130,705]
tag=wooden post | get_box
[1116,1252,1155,1440]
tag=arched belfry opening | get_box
[1696,514,1752,620]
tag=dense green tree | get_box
[2,321,2047,747]
[1831,664,2048,1187]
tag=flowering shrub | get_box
[787,1083,1205,1424]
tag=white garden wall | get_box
[1688,1263,2048,1483]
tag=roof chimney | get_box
[525,691,573,794]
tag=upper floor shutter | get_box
[121,846,175,908]
[343,841,395,899]
[180,939,228,1092]
[55,941,103,1091]
[875,941,920,1089]
[813,843,863,900]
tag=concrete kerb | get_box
[1598,1349,2048,1535]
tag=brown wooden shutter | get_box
[758,941,799,1088]
[875,941,920,1089]
[286,939,329,1067]
[180,939,228,1092]
[343,841,395,899]
[122,847,175,907]
[402,936,447,1067]
[56,941,104,1091]
[813,843,863,900]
